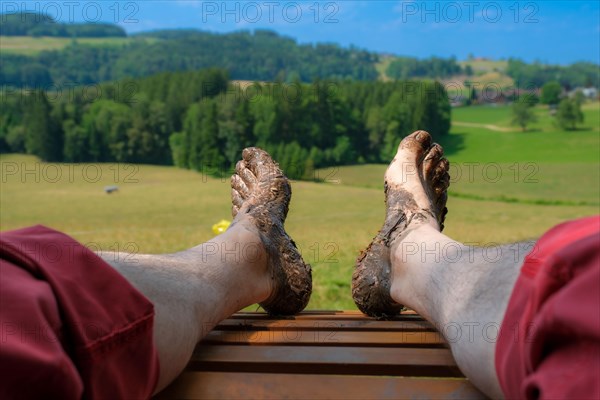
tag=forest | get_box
[386,56,463,79]
[0,69,451,179]
[1,12,126,37]
[506,59,598,89]
[1,13,598,89]
[0,28,379,87]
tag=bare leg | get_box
[368,131,532,398]
[97,148,311,394]
[390,226,532,398]
[98,222,270,393]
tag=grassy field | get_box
[0,36,154,55]
[453,101,600,129]
[458,59,509,75]
[1,103,598,310]
[375,56,394,81]
[2,153,597,311]
[322,102,599,191]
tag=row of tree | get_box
[0,29,379,88]
[1,12,126,37]
[0,69,451,179]
[507,59,598,90]
[2,13,597,90]
[386,56,463,79]
[511,89,585,131]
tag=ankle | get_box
[388,225,446,320]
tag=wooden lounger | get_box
[155,310,487,399]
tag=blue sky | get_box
[10,1,600,64]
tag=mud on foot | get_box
[352,131,450,318]
[231,147,312,315]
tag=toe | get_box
[439,204,448,230]
[231,174,251,199]
[243,147,289,199]
[235,159,246,174]
[401,130,432,149]
[231,187,244,209]
[398,130,432,162]
[243,147,274,175]
[236,160,258,191]
[432,169,450,204]
[432,158,450,182]
[243,147,285,187]
[423,143,444,178]
[413,130,432,147]
[435,186,449,213]
[242,147,259,162]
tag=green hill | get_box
[0,26,379,87]
[0,12,126,37]
[0,36,135,56]
[316,102,599,208]
[1,13,598,88]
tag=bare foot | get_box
[231,147,312,315]
[352,131,450,318]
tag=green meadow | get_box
[0,36,153,55]
[1,102,598,310]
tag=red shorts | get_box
[496,215,600,399]
[0,225,159,399]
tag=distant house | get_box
[568,87,598,99]
[480,88,539,105]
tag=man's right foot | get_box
[352,131,450,318]
[231,147,312,316]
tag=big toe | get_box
[243,147,276,177]
[239,147,291,220]
[399,130,432,156]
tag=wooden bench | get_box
[155,310,487,399]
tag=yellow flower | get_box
[212,219,231,235]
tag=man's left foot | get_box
[352,131,450,318]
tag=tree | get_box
[62,119,87,162]
[169,132,186,168]
[186,100,225,174]
[23,91,62,161]
[573,90,585,106]
[555,98,584,130]
[469,87,477,104]
[365,106,386,155]
[412,81,451,138]
[540,81,562,105]
[2,66,459,178]
[80,100,131,162]
[510,99,537,132]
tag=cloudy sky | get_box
[11,1,600,64]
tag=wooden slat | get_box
[189,345,461,376]
[215,318,435,332]
[230,310,425,321]
[155,372,486,400]
[155,311,488,399]
[203,329,445,346]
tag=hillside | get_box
[0,27,379,87]
[0,12,126,37]
[0,36,135,56]
[316,102,600,207]
[1,13,598,88]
